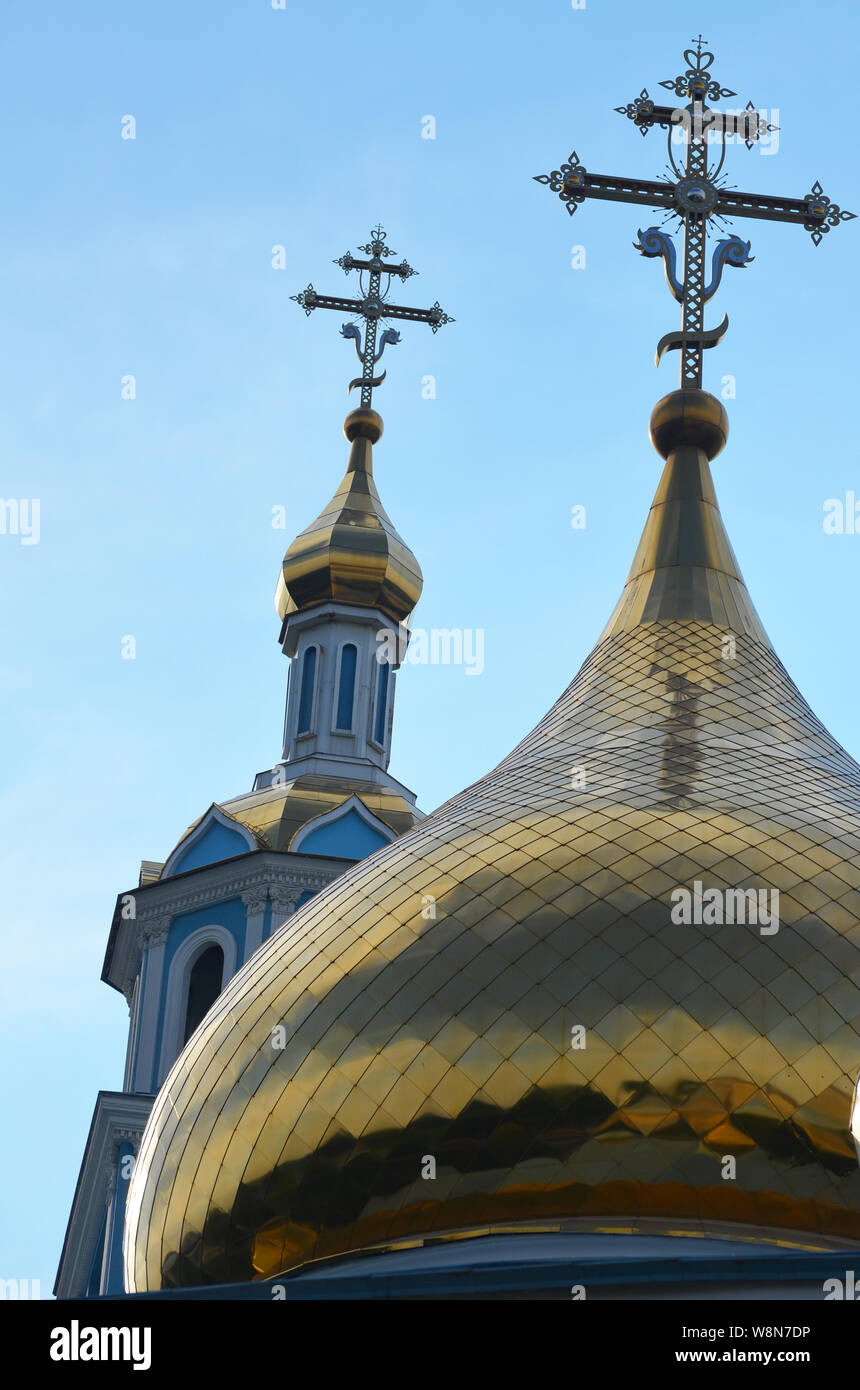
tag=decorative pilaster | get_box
[101,1128,143,1296]
[268,892,302,936]
[242,887,269,959]
[131,914,171,1094]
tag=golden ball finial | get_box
[649,389,729,461]
[344,407,383,443]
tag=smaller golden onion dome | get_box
[276,409,423,626]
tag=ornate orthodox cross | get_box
[536,37,854,390]
[291,225,453,408]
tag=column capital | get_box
[104,1157,118,1204]
[241,887,270,915]
[269,892,303,930]
[138,915,170,948]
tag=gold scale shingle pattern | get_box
[126,599,860,1288]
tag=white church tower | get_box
[55,404,424,1296]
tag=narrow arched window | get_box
[297,647,317,734]
[183,944,224,1044]
[336,644,358,730]
[373,659,389,745]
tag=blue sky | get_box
[2,0,858,1295]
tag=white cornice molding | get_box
[109,853,350,1002]
[135,859,344,936]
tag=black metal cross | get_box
[291,225,453,408]
[536,37,854,390]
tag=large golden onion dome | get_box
[125,391,860,1290]
[275,408,423,626]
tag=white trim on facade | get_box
[130,925,168,1094]
[107,853,354,1004]
[290,793,397,854]
[122,974,141,1092]
[332,639,359,733]
[368,656,392,754]
[158,924,238,1085]
[161,804,257,879]
[294,640,321,739]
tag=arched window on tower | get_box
[335,644,358,731]
[183,944,224,1044]
[372,659,390,746]
[297,646,317,735]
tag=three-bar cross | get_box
[292,225,453,408]
[536,37,854,389]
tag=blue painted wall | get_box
[167,821,250,875]
[299,808,389,859]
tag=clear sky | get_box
[2,0,858,1296]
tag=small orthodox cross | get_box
[535,37,855,389]
[291,225,453,408]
